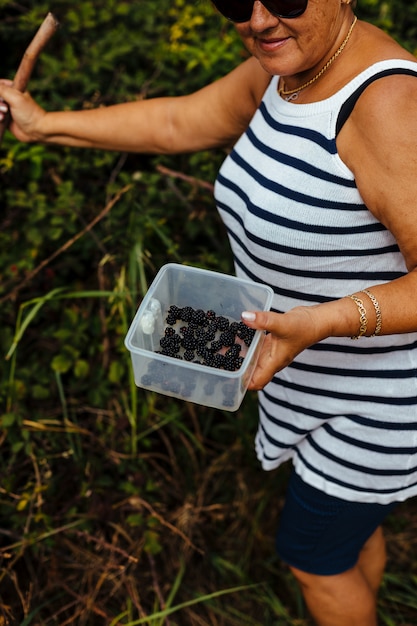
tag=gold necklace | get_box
[278,16,358,102]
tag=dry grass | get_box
[1,392,416,626]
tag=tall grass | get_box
[2,1,417,623]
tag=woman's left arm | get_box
[339,72,417,334]
[243,73,417,390]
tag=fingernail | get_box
[241,311,256,322]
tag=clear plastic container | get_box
[124,263,274,411]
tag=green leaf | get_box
[51,354,72,374]
[1,413,17,427]
[74,359,90,378]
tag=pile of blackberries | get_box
[158,304,255,372]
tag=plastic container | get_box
[124,263,274,411]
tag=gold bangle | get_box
[347,294,367,339]
[361,289,382,336]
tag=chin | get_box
[251,54,287,77]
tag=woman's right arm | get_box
[0,57,271,154]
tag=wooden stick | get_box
[0,12,59,143]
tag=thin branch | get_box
[120,496,204,555]
[156,164,214,193]
[0,184,132,305]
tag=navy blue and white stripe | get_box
[214,60,417,504]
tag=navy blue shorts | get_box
[276,470,398,576]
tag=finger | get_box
[0,80,14,103]
[0,100,9,121]
[0,82,15,117]
[241,310,280,333]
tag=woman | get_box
[1,1,417,624]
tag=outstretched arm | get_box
[0,56,270,153]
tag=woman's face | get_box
[235,0,349,78]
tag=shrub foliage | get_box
[1,1,417,624]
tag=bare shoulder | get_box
[338,20,417,178]
[353,20,416,65]
[341,66,417,175]
[338,62,417,270]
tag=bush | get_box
[1,1,417,624]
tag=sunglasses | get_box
[211,0,308,22]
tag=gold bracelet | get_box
[361,289,382,337]
[347,294,367,339]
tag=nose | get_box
[249,0,280,29]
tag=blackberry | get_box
[161,349,177,357]
[162,379,181,393]
[161,335,181,349]
[148,365,165,383]
[224,346,243,370]
[180,306,194,322]
[148,360,165,374]
[223,382,238,406]
[168,304,181,318]
[203,352,215,367]
[196,345,211,359]
[164,326,176,336]
[229,321,240,335]
[204,326,216,342]
[197,338,210,351]
[206,309,216,320]
[210,340,222,353]
[165,304,181,325]
[181,334,198,351]
[212,354,226,369]
[171,381,181,394]
[243,327,256,346]
[224,381,238,393]
[191,308,207,326]
[181,372,196,396]
[160,335,181,356]
[183,350,195,361]
[182,381,196,397]
[194,327,206,341]
[216,316,230,331]
[225,343,242,358]
[237,322,255,346]
[219,330,235,347]
[204,380,216,395]
[223,358,237,371]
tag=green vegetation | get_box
[1,1,417,624]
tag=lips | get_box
[257,36,289,52]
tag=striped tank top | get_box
[214,59,417,504]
